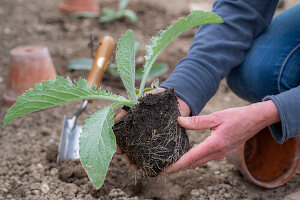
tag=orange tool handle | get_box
[87,36,115,88]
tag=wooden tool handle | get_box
[87,36,115,88]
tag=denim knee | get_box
[227,63,279,103]
[227,4,300,103]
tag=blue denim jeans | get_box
[227,4,300,103]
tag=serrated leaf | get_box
[3,76,133,127]
[123,9,137,24]
[116,30,137,103]
[119,0,131,11]
[138,10,223,97]
[135,63,168,80]
[67,58,93,71]
[79,105,116,189]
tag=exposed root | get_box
[113,89,190,177]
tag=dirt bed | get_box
[0,0,299,199]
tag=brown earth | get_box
[0,0,299,199]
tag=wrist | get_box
[249,100,280,128]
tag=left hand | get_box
[160,100,280,175]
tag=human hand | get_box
[160,100,280,175]
[114,87,191,170]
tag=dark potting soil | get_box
[113,89,190,177]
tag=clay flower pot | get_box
[59,0,100,14]
[227,127,300,188]
[3,45,57,107]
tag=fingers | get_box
[117,150,140,171]
[121,154,140,171]
[114,109,127,122]
[178,115,220,130]
[121,154,131,164]
[161,136,226,174]
[116,145,123,155]
[129,164,140,171]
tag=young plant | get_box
[72,0,137,24]
[99,0,137,24]
[3,10,222,189]
[67,41,169,80]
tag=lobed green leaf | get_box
[116,30,137,104]
[3,76,132,127]
[138,10,223,97]
[79,105,116,189]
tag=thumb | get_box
[178,115,219,130]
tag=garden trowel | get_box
[57,36,115,164]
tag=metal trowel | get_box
[57,36,115,164]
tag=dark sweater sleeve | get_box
[160,0,278,116]
[263,86,300,143]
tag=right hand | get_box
[114,88,191,171]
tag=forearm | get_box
[263,85,300,143]
[161,0,278,115]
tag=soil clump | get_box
[113,89,190,177]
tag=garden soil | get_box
[0,0,299,199]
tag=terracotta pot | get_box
[227,127,300,188]
[59,0,100,14]
[3,45,57,107]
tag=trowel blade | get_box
[57,115,82,164]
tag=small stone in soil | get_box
[32,189,40,195]
[41,183,50,193]
[50,168,58,175]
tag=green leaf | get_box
[99,15,117,23]
[135,63,168,80]
[134,41,140,54]
[138,10,223,97]
[67,58,93,71]
[135,88,154,95]
[107,64,119,77]
[101,7,116,16]
[99,8,117,23]
[79,104,116,189]
[116,30,137,104]
[72,12,99,18]
[123,9,137,24]
[3,76,133,127]
[118,0,131,11]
